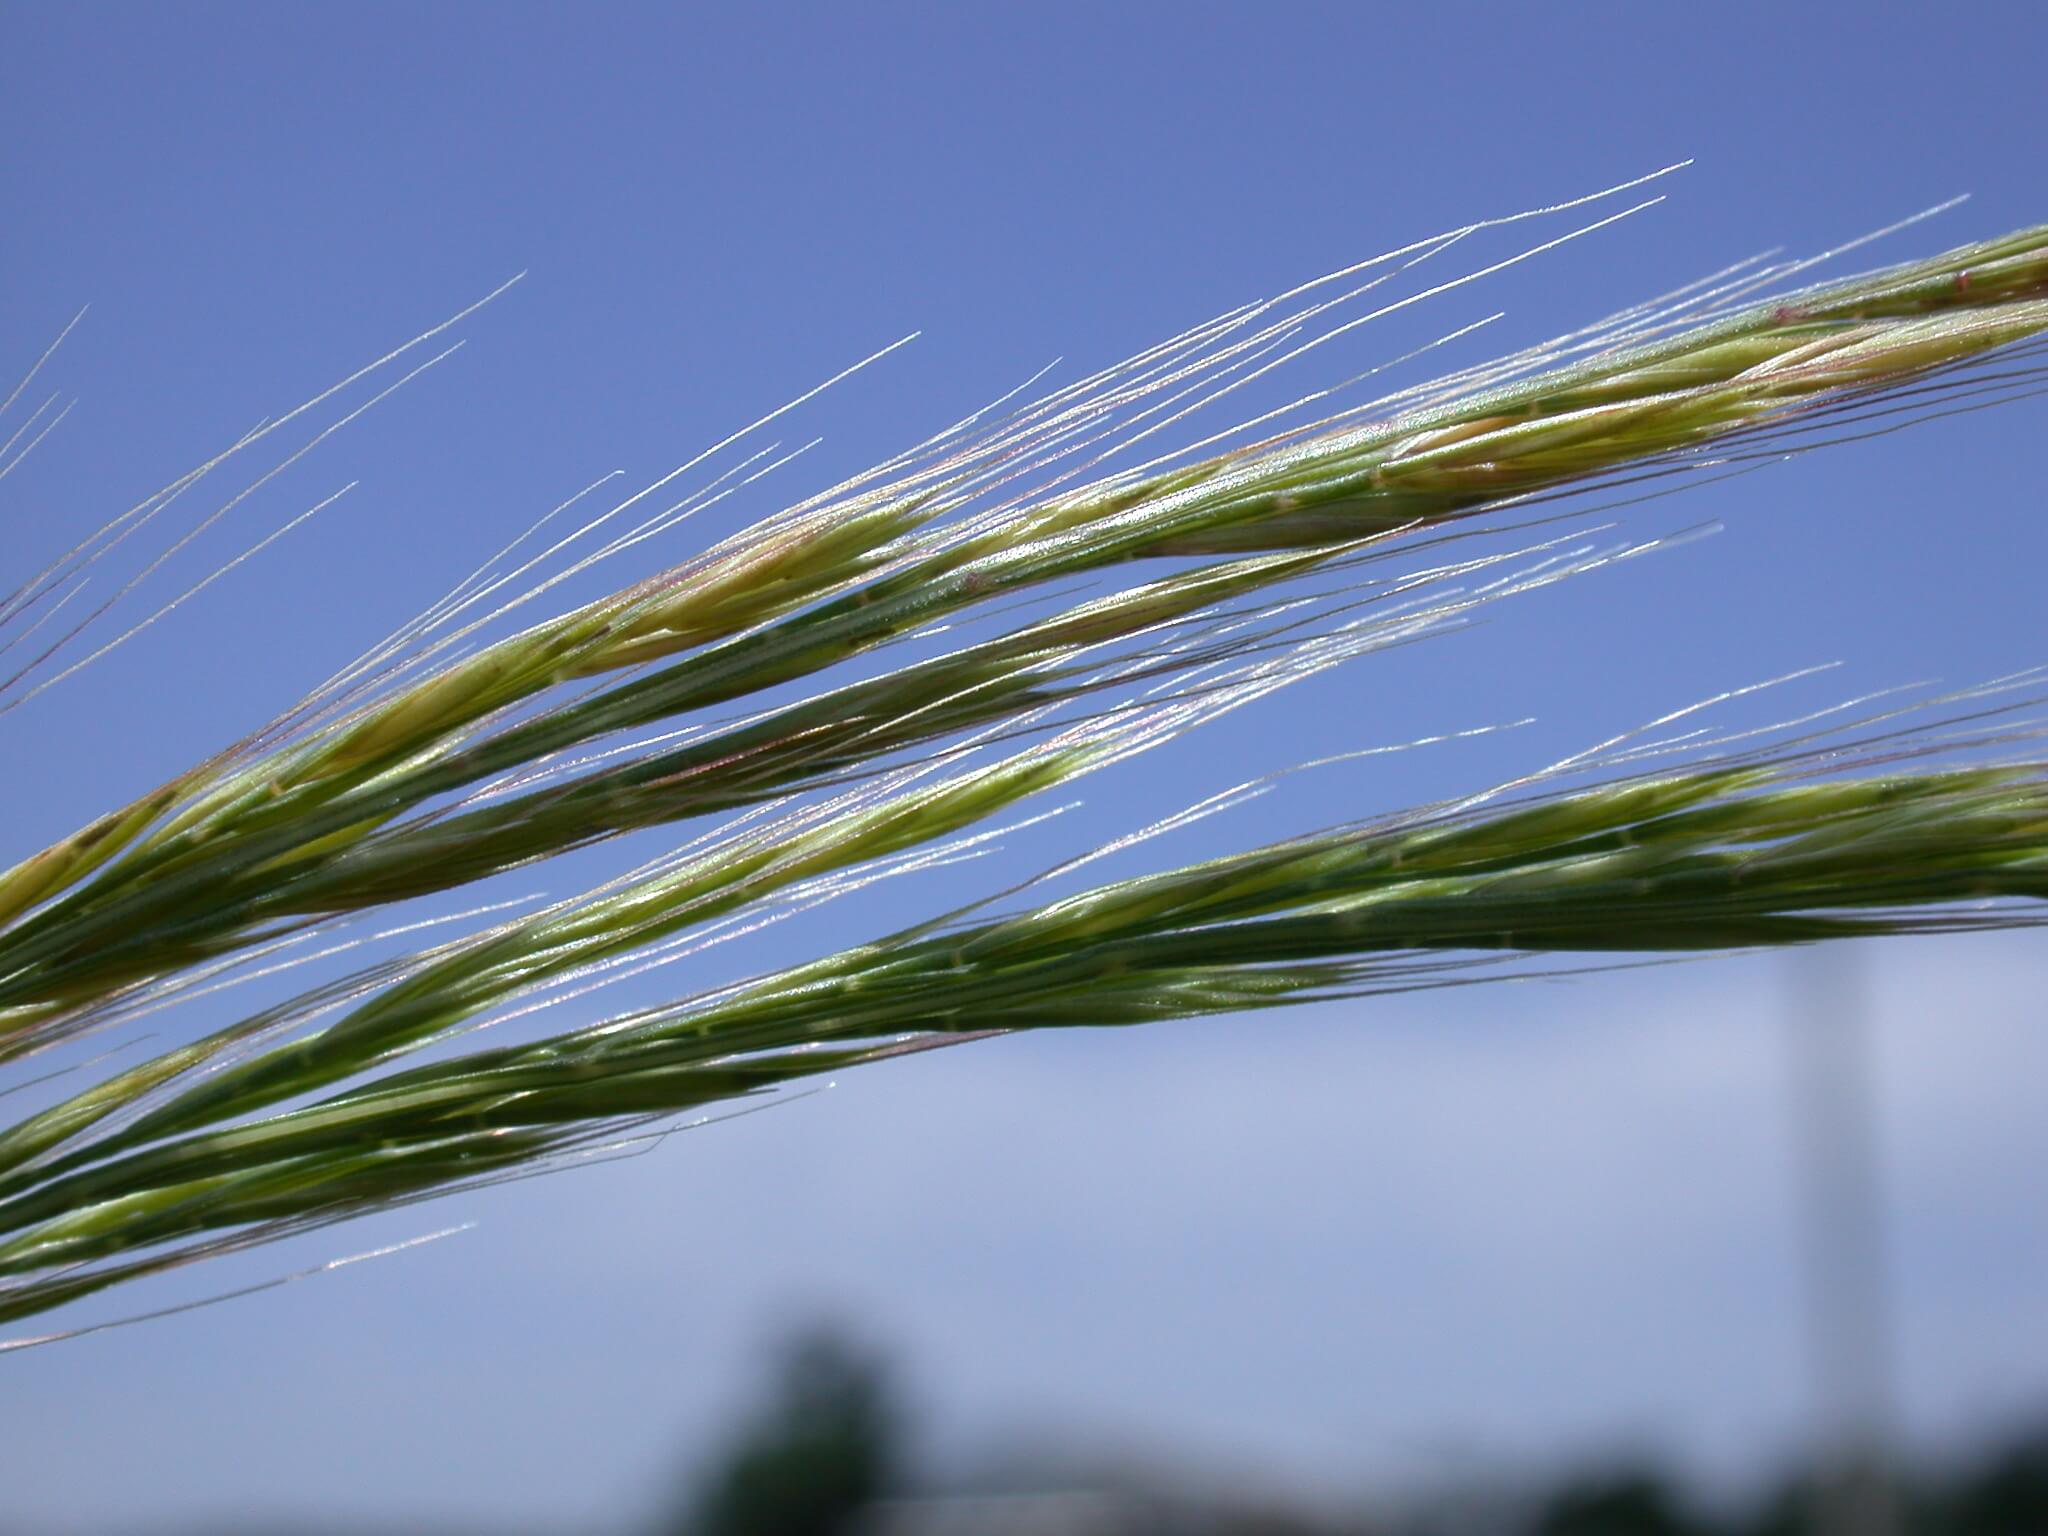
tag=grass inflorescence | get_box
[2,185,2046,1337]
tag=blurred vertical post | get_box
[1786,946,1902,1536]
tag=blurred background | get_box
[2,3,2045,1532]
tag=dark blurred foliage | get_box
[1740,1436,2048,1536]
[1527,1471,1705,1536]
[1457,1437,2048,1536]
[102,1328,2048,1536]
[641,1324,2047,1536]
[662,1327,901,1536]
[1938,1432,2048,1535]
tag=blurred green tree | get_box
[674,1328,902,1536]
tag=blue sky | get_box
[3,3,2046,1528]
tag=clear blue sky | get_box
[3,3,2045,1528]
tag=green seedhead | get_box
[2,204,2045,1336]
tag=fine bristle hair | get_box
[3,183,2047,1337]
